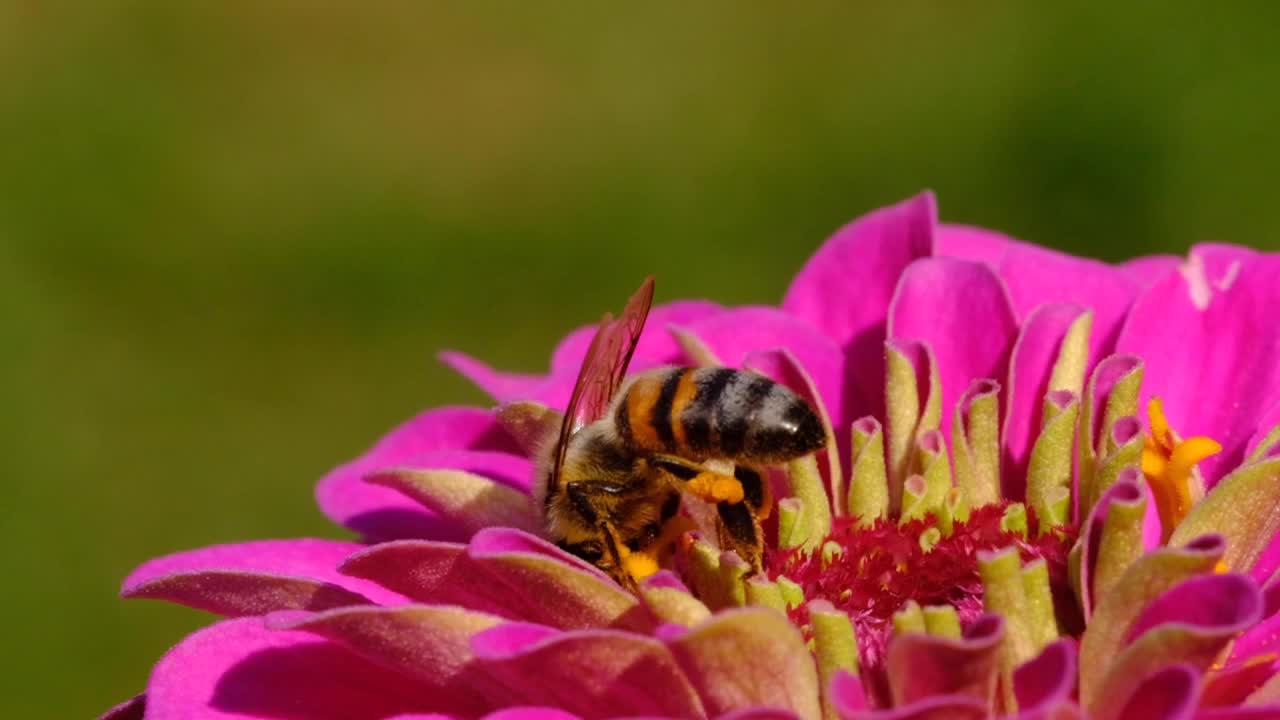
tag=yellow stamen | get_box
[1142,397,1222,543]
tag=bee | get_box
[535,276,826,592]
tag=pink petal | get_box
[339,540,522,619]
[96,694,145,720]
[935,223,1015,265]
[1004,303,1092,499]
[470,623,707,718]
[1227,581,1280,663]
[1118,254,1180,291]
[992,244,1142,359]
[1077,479,1145,619]
[889,257,1019,440]
[1014,639,1078,713]
[1106,664,1200,720]
[1202,659,1280,707]
[122,539,406,613]
[316,407,522,541]
[940,224,1165,364]
[1196,707,1280,719]
[885,613,1003,706]
[783,192,937,420]
[1115,245,1280,484]
[666,608,821,719]
[144,616,441,720]
[275,604,506,715]
[440,351,546,403]
[484,709,582,720]
[1125,572,1262,644]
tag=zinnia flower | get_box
[103,192,1280,720]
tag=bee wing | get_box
[549,276,655,492]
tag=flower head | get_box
[104,193,1280,720]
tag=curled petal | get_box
[1089,573,1262,714]
[316,407,520,541]
[1079,533,1225,705]
[1004,303,1092,498]
[886,613,1003,706]
[1231,581,1280,662]
[122,539,405,614]
[470,624,707,718]
[144,616,445,719]
[1076,480,1146,619]
[888,257,1019,442]
[1101,663,1200,720]
[667,608,821,719]
[1014,639,1078,713]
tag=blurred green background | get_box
[3,3,1279,716]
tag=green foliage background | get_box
[3,3,1278,716]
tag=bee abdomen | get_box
[617,366,826,464]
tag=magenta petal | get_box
[276,604,505,715]
[889,257,1019,440]
[1107,664,1200,720]
[1014,639,1078,713]
[837,693,988,720]
[378,448,534,494]
[466,527,645,631]
[1231,582,1280,662]
[1119,254,1180,291]
[783,192,936,419]
[1197,707,1280,719]
[1116,246,1280,483]
[144,616,438,720]
[316,406,521,541]
[993,244,1142,358]
[1125,572,1262,644]
[470,624,707,719]
[886,613,1003,706]
[1004,303,1091,497]
[682,307,845,425]
[1202,659,1280,708]
[1078,479,1145,619]
[122,539,406,613]
[96,694,145,720]
[935,223,1014,265]
[339,540,522,620]
[484,709,582,720]
[784,191,937,347]
[714,709,802,720]
[440,351,546,403]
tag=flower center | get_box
[765,504,1074,674]
[1141,397,1222,542]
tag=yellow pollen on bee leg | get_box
[687,472,745,504]
[1142,397,1222,543]
[624,548,660,582]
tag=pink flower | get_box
[104,193,1280,720]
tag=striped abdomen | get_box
[613,367,825,464]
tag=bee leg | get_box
[715,499,764,573]
[565,481,647,592]
[734,465,772,520]
[650,454,746,505]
